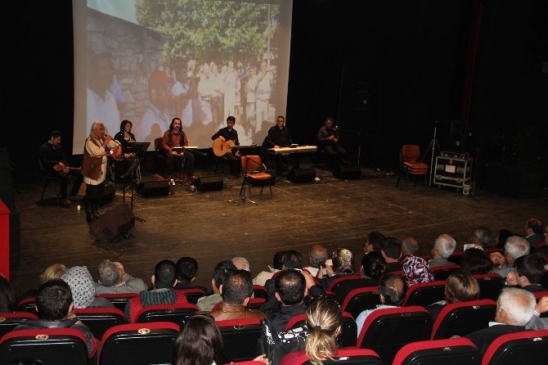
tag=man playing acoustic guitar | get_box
[211,116,242,177]
[38,130,83,207]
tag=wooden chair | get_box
[239,154,273,198]
[392,338,481,365]
[430,299,497,339]
[396,144,429,188]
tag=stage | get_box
[9,162,547,297]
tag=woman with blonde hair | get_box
[280,297,342,365]
[39,264,67,284]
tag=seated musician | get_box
[317,116,347,168]
[162,117,197,180]
[38,129,83,206]
[265,115,300,175]
[113,119,142,184]
[211,116,242,177]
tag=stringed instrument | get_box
[212,138,236,157]
[53,164,81,172]
[108,144,123,161]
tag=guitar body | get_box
[213,138,235,157]
[108,145,123,162]
[53,165,81,172]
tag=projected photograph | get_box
[73,0,292,153]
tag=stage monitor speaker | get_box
[193,175,224,192]
[89,204,135,244]
[137,179,170,197]
[334,163,362,180]
[99,184,116,206]
[288,168,316,183]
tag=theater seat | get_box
[392,338,481,365]
[402,280,446,307]
[431,299,496,339]
[482,329,548,365]
[282,348,384,365]
[217,317,263,362]
[0,311,38,339]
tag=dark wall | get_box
[2,0,547,183]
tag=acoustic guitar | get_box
[212,138,236,157]
[53,164,81,172]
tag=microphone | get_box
[333,125,339,130]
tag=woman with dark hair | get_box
[460,248,494,275]
[0,275,18,312]
[113,120,141,183]
[173,314,266,365]
[427,270,480,320]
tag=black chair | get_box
[175,288,207,304]
[341,286,382,319]
[98,322,180,365]
[217,317,263,362]
[38,159,63,205]
[0,312,38,338]
[283,348,385,365]
[96,293,139,312]
[392,337,481,365]
[135,302,199,326]
[430,264,461,281]
[285,311,357,348]
[482,329,548,365]
[74,307,128,340]
[402,280,446,307]
[17,296,38,316]
[474,273,504,301]
[430,299,497,339]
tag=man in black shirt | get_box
[317,117,347,168]
[265,115,300,174]
[212,116,241,177]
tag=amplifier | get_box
[440,151,470,159]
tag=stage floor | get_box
[9,163,547,297]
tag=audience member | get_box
[161,117,196,179]
[380,237,403,272]
[401,235,419,258]
[526,296,548,330]
[462,287,535,354]
[95,259,148,295]
[402,255,434,286]
[363,231,386,253]
[319,248,354,290]
[471,227,493,248]
[0,276,17,312]
[197,260,237,311]
[495,229,516,249]
[460,247,494,274]
[525,217,545,249]
[253,251,285,286]
[232,257,250,271]
[279,296,342,365]
[429,234,457,268]
[261,269,326,335]
[62,266,113,308]
[355,273,408,335]
[490,236,530,278]
[304,244,328,278]
[18,264,68,301]
[505,254,546,292]
[427,270,480,320]
[210,270,265,321]
[334,251,386,304]
[124,260,187,322]
[174,256,207,292]
[13,279,96,355]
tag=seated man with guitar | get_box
[162,117,196,180]
[211,116,242,177]
[38,129,82,207]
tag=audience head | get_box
[460,247,494,274]
[504,236,530,264]
[212,260,237,291]
[39,264,67,285]
[272,251,286,271]
[153,260,178,289]
[36,279,73,321]
[401,235,419,256]
[513,254,544,286]
[173,314,227,365]
[496,287,535,326]
[232,257,250,271]
[525,217,544,235]
[309,245,328,268]
[381,237,402,262]
[472,227,492,248]
[361,251,387,279]
[281,250,303,270]
[444,270,480,303]
[332,248,354,274]
[305,297,342,364]
[275,269,306,306]
[61,266,96,309]
[364,231,386,253]
[379,273,407,306]
[402,256,434,286]
[434,234,457,258]
[98,259,120,287]
[176,257,199,282]
[220,270,253,305]
[0,275,17,312]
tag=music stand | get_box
[121,142,149,221]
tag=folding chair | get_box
[239,154,273,198]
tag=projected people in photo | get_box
[223,61,240,126]
[140,70,174,145]
[172,61,199,128]
[197,62,213,126]
[86,50,120,137]
[256,60,273,134]
[245,65,259,136]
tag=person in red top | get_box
[161,117,196,179]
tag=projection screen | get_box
[73,0,293,154]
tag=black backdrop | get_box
[2,0,547,185]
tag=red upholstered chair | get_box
[473,273,503,301]
[392,338,481,365]
[0,328,97,365]
[0,311,38,338]
[341,286,382,320]
[98,321,180,365]
[135,302,198,326]
[96,292,139,312]
[357,306,433,364]
[430,264,461,281]
[216,317,263,362]
[74,307,128,340]
[210,298,266,312]
[402,280,446,307]
[239,155,273,198]
[281,348,385,365]
[17,296,38,315]
[396,144,429,188]
[430,299,497,340]
[482,329,548,365]
[175,288,207,304]
[326,273,361,293]
[252,284,268,299]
